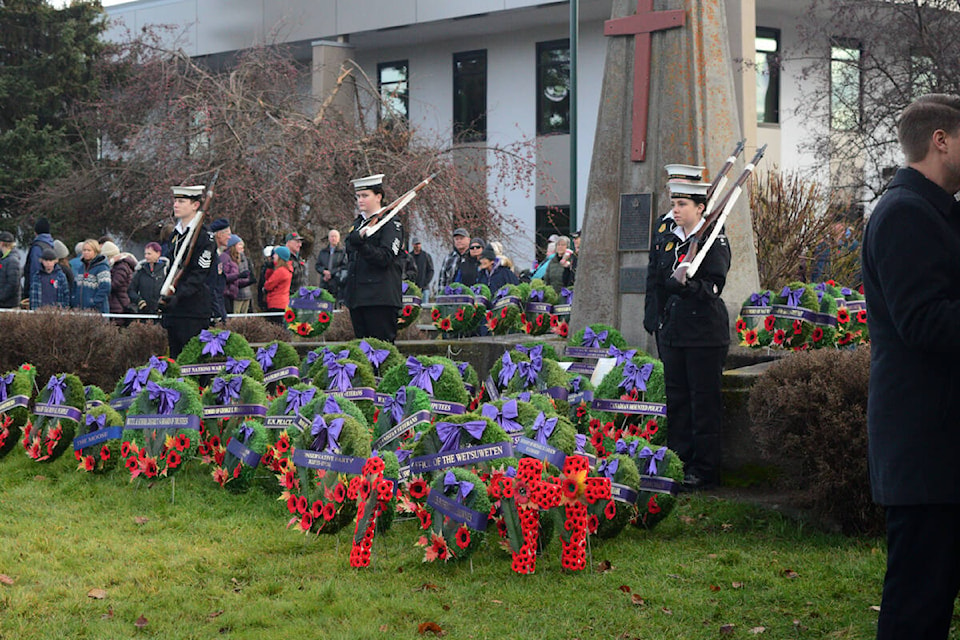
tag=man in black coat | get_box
[161,185,215,358]
[344,174,404,342]
[0,231,21,308]
[316,228,348,304]
[862,93,960,639]
[411,238,434,298]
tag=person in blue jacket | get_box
[74,239,111,313]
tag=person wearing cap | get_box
[101,241,138,322]
[0,231,21,309]
[343,173,405,342]
[205,218,231,323]
[454,237,483,286]
[74,239,111,313]
[52,239,75,296]
[477,244,519,293]
[653,171,730,492]
[437,227,471,290]
[128,242,170,317]
[23,218,55,298]
[543,235,574,293]
[29,247,70,309]
[410,238,434,299]
[162,185,216,357]
[264,245,293,324]
[315,229,348,304]
[284,231,306,295]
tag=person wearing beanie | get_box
[103,242,138,321]
[0,231,21,309]
[51,239,75,296]
[30,247,70,309]
[477,244,519,294]
[228,236,255,314]
[128,241,169,316]
[263,245,293,323]
[24,218,55,297]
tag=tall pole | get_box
[569,0,579,234]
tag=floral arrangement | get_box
[553,286,574,329]
[810,282,840,349]
[176,329,258,378]
[254,341,301,396]
[398,280,422,331]
[568,323,628,353]
[485,284,525,335]
[551,455,612,571]
[0,363,36,458]
[23,372,85,462]
[210,419,270,493]
[199,373,268,473]
[349,451,401,567]
[415,467,491,562]
[346,337,403,380]
[592,352,668,447]
[769,282,819,350]
[372,385,433,453]
[521,279,559,336]
[836,283,869,346]
[431,282,484,336]
[590,452,640,539]
[736,290,775,348]
[488,347,572,416]
[377,355,471,408]
[74,404,124,473]
[300,344,366,380]
[109,365,163,415]
[122,378,202,481]
[285,286,336,337]
[488,459,553,573]
[308,353,377,424]
[629,442,684,530]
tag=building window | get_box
[755,28,780,124]
[537,39,570,135]
[535,205,570,262]
[453,50,486,142]
[830,40,861,131]
[378,60,409,124]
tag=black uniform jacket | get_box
[164,223,215,319]
[344,214,404,309]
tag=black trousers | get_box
[877,504,960,639]
[163,315,209,359]
[349,305,399,343]
[658,343,727,483]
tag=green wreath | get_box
[770,282,819,350]
[398,280,422,331]
[285,286,336,338]
[568,323,628,351]
[199,373,268,452]
[110,366,163,415]
[254,341,302,396]
[122,378,202,481]
[810,282,841,349]
[0,363,36,458]
[212,419,270,493]
[300,344,366,380]
[521,279,560,336]
[589,453,640,539]
[74,403,124,474]
[372,385,433,452]
[412,413,513,484]
[630,441,684,530]
[488,350,572,417]
[346,337,403,379]
[310,355,377,425]
[176,329,258,373]
[431,282,484,336]
[378,355,471,407]
[84,384,108,408]
[736,290,775,348]
[485,283,525,335]
[592,353,668,447]
[23,372,84,463]
[419,466,492,562]
[838,284,869,346]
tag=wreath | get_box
[23,372,85,463]
[629,441,684,530]
[199,373,268,465]
[210,419,270,493]
[398,280,422,331]
[836,283,869,346]
[521,279,559,336]
[485,284,525,335]
[378,355,471,409]
[254,341,302,396]
[122,378,202,481]
[553,286,574,326]
[431,282,484,336]
[415,467,492,562]
[300,344,366,380]
[810,282,841,349]
[568,323,628,352]
[735,290,775,348]
[73,404,124,474]
[350,451,402,567]
[309,354,377,425]
[346,337,403,380]
[411,413,513,485]
[110,365,163,415]
[177,330,262,383]
[566,374,595,434]
[0,364,36,458]
[84,384,108,409]
[591,353,668,448]
[488,348,572,417]
[285,286,336,338]
[372,385,433,453]
[769,283,819,350]
[589,452,640,539]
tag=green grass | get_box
[0,453,892,639]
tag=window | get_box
[537,39,570,135]
[755,28,780,124]
[378,60,409,124]
[453,50,486,142]
[830,40,861,131]
[535,205,570,262]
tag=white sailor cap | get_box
[663,164,705,182]
[667,180,711,199]
[172,185,205,199]
[351,174,385,190]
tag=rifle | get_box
[704,139,746,216]
[671,144,766,283]
[358,173,439,238]
[160,170,220,299]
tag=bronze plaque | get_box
[618,192,653,251]
[619,267,647,294]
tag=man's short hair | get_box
[898,94,960,163]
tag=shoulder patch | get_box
[665,242,674,251]
[658,223,666,233]
[198,250,212,269]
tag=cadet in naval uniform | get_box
[654,175,730,491]
[343,174,405,343]
[161,185,216,358]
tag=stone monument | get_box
[572,0,760,354]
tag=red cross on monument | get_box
[604,0,686,162]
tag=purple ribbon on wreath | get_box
[0,372,13,402]
[211,376,242,404]
[402,281,409,294]
[841,287,852,296]
[480,399,523,433]
[407,357,443,395]
[619,362,653,393]
[443,470,474,503]
[224,357,251,375]
[780,286,805,308]
[498,352,518,387]
[517,358,542,387]
[495,286,510,301]
[457,362,470,378]
[615,439,640,457]
[323,396,342,415]
[310,416,343,453]
[298,286,324,301]
[516,391,532,402]
[383,388,407,424]
[582,326,607,348]
[237,422,255,444]
[444,285,458,295]
[574,433,587,453]
[285,387,316,415]
[598,458,619,479]
[749,291,771,307]
[359,340,390,372]
[199,329,231,357]
[326,360,357,393]
[304,351,321,367]
[396,449,412,464]
[529,289,545,303]
[147,355,169,375]
[256,343,278,371]
[86,413,106,430]
[570,376,582,394]
[122,367,151,396]
[515,344,543,361]
[560,287,574,305]
[436,420,487,454]
[46,375,67,405]
[814,282,827,303]
[638,446,666,475]
[322,348,350,368]
[608,345,637,366]
[471,284,485,297]
[531,412,558,445]
[147,381,180,415]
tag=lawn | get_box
[0,452,890,639]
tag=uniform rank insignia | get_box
[198,250,212,269]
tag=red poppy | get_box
[561,478,578,500]
[792,319,803,335]
[209,436,222,449]
[587,514,600,533]
[83,456,96,471]
[735,318,747,332]
[559,322,569,337]
[74,449,83,461]
[431,307,441,320]
[837,308,850,324]
[455,308,465,321]
[408,478,429,499]
[604,500,617,520]
[143,458,158,478]
[812,327,824,342]
[856,309,867,323]
[647,494,661,514]
[318,311,330,323]
[417,508,432,529]
[535,314,544,327]
[773,329,786,345]
[296,323,312,336]
[500,307,509,319]
[488,317,498,330]
[164,450,180,469]
[550,314,559,327]
[275,437,290,453]
[126,457,139,472]
[439,318,452,331]
[310,500,323,518]
[763,315,776,331]
[455,526,471,549]
[286,494,298,513]
[175,434,190,451]
[232,464,242,479]
[322,503,337,521]
[403,305,413,317]
[284,309,296,323]
[100,445,111,461]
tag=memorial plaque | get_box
[618,192,653,251]
[619,267,647,294]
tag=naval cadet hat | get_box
[351,174,385,190]
[664,164,706,182]
[667,180,711,200]
[172,185,205,199]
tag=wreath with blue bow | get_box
[285,286,336,338]
[0,364,36,458]
[23,372,85,463]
